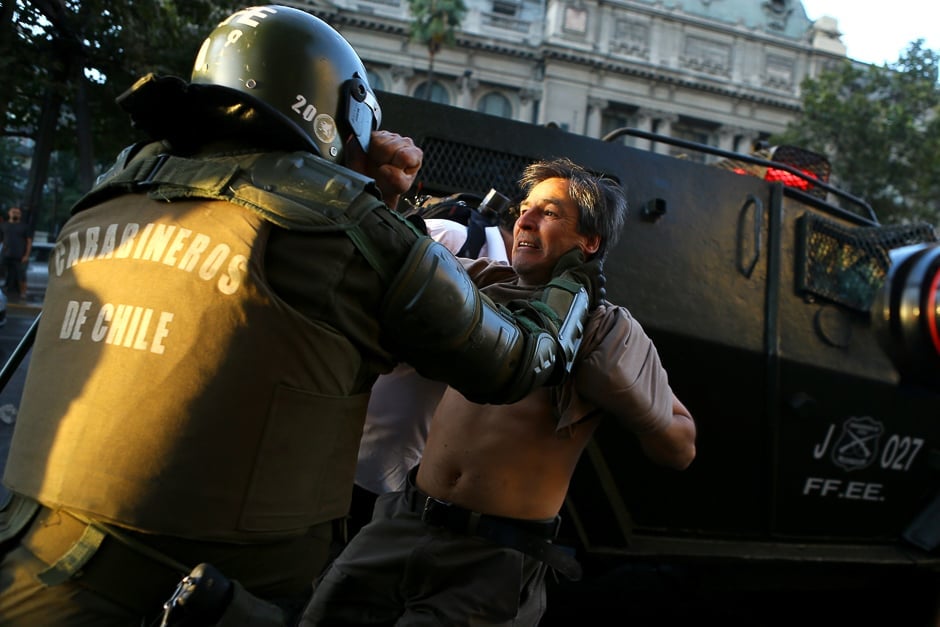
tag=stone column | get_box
[519,87,542,124]
[654,114,677,155]
[456,72,478,110]
[717,125,746,153]
[633,108,656,151]
[738,133,761,154]
[585,97,608,138]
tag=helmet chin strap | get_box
[345,75,381,154]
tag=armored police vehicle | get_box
[381,92,940,625]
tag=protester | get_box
[0,7,601,626]
[0,207,32,300]
[300,157,697,626]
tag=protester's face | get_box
[512,177,599,286]
[8,209,20,223]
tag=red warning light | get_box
[765,167,819,190]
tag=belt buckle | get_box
[421,496,450,527]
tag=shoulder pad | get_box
[238,152,379,229]
[72,147,388,232]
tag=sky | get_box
[800,0,940,66]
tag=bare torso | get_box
[415,385,599,520]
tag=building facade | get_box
[287,0,850,161]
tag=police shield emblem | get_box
[831,416,884,472]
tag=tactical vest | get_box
[4,146,419,541]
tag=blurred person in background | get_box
[0,207,32,300]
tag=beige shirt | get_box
[461,258,674,435]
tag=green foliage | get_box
[0,0,241,225]
[773,41,940,226]
[408,0,467,55]
[0,138,28,209]
[3,2,213,145]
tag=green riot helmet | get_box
[191,5,381,163]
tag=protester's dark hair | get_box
[518,157,627,259]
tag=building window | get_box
[414,81,450,105]
[671,121,716,163]
[563,6,587,34]
[613,20,649,58]
[762,0,794,31]
[477,92,513,118]
[682,35,731,76]
[492,0,519,17]
[764,54,795,90]
[600,105,636,145]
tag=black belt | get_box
[406,469,582,581]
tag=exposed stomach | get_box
[415,386,599,520]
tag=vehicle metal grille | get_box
[797,215,939,312]
[416,137,534,199]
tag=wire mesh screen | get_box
[416,137,535,199]
[797,214,939,312]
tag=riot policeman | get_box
[0,5,598,625]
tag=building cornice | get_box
[327,8,802,112]
[540,48,802,111]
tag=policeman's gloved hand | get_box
[549,247,585,277]
[502,248,601,387]
[549,248,607,309]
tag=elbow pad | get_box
[381,238,589,404]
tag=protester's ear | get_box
[581,234,601,257]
